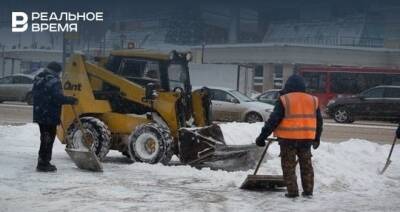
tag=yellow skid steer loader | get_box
[57,49,260,171]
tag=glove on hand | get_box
[69,97,78,105]
[255,136,266,147]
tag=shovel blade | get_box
[379,160,392,175]
[240,175,286,190]
[66,148,103,172]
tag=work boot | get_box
[285,193,299,198]
[301,191,313,197]
[36,159,57,172]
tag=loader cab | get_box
[106,50,191,94]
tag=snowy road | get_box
[1,123,400,211]
[0,102,397,144]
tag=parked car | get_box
[254,89,280,105]
[0,74,34,104]
[326,85,400,123]
[195,87,274,123]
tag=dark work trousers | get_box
[280,144,314,195]
[38,124,57,164]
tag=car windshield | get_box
[229,90,253,102]
[360,87,384,98]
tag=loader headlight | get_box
[169,50,177,60]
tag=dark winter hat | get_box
[280,74,306,94]
[47,62,62,73]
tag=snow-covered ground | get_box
[1,123,400,212]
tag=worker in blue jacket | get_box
[32,62,77,172]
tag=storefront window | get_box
[273,65,283,89]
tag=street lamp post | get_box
[120,33,126,49]
[1,44,5,77]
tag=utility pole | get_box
[1,45,5,77]
[87,39,90,56]
[62,32,66,69]
[120,33,126,49]
[102,35,106,56]
[18,33,21,49]
[11,58,15,76]
[201,42,205,64]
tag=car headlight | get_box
[327,99,335,106]
[265,108,272,113]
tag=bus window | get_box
[331,73,361,94]
[387,74,400,86]
[302,72,327,93]
[331,72,399,94]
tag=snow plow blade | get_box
[65,148,103,172]
[178,125,263,171]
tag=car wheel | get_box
[25,92,33,105]
[245,112,263,123]
[333,107,353,123]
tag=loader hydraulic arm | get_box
[80,58,181,135]
[84,62,148,107]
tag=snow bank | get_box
[1,123,399,211]
[220,122,264,145]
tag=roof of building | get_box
[110,49,169,60]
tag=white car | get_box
[196,87,274,123]
[0,74,34,105]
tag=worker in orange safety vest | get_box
[256,74,323,198]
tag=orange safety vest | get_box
[273,92,318,140]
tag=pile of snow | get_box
[220,122,264,145]
[1,123,400,211]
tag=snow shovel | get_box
[64,106,103,172]
[379,134,398,175]
[240,138,285,190]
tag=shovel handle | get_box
[253,138,274,175]
[71,105,90,148]
[59,122,68,144]
[380,134,398,174]
[386,134,398,163]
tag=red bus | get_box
[298,66,400,108]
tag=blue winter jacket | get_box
[32,69,75,125]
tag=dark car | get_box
[254,89,280,105]
[326,85,400,123]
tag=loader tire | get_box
[67,117,111,161]
[128,123,173,165]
